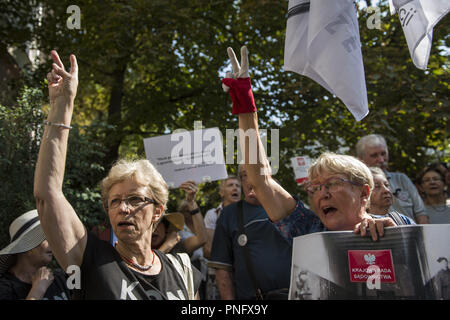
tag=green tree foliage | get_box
[0,87,43,247]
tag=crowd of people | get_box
[0,48,448,300]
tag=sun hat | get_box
[163,212,185,231]
[0,209,46,274]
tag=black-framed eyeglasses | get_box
[303,177,362,196]
[107,195,156,210]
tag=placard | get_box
[348,249,396,283]
[289,224,450,300]
[143,127,228,188]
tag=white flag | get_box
[390,0,450,70]
[284,0,369,121]
[389,0,396,15]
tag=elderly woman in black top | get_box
[34,51,201,300]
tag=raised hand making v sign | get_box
[221,46,256,115]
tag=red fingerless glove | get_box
[221,77,257,115]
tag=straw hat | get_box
[163,212,185,231]
[0,210,46,274]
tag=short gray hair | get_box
[355,134,388,158]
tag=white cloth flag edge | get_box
[390,0,450,70]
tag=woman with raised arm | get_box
[221,46,396,241]
[34,51,201,300]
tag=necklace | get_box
[115,242,155,271]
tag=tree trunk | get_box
[0,43,22,106]
[104,65,126,169]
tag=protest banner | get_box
[284,0,369,121]
[289,224,450,300]
[143,127,228,188]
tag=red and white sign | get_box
[347,250,396,283]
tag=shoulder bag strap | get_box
[237,200,264,300]
[387,210,407,226]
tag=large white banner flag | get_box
[284,0,369,121]
[390,0,449,70]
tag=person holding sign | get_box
[220,46,396,242]
[34,51,201,300]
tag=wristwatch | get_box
[189,208,200,215]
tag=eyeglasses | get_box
[373,182,390,190]
[107,195,156,210]
[304,178,362,196]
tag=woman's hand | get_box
[26,267,55,300]
[221,46,256,114]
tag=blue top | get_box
[371,211,416,225]
[272,199,325,245]
[272,200,415,246]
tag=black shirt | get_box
[0,270,70,300]
[72,232,201,300]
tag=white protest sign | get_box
[143,127,228,188]
[290,156,311,185]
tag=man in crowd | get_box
[208,165,300,299]
[203,175,241,300]
[203,176,241,259]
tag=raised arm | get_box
[222,47,296,222]
[34,51,87,270]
